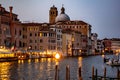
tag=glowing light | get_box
[102,54,105,58]
[78,57,83,67]
[55,53,60,59]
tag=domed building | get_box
[55,6,70,22]
[49,5,92,55]
[49,5,70,24]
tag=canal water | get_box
[0,55,119,80]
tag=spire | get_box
[61,4,65,14]
[53,5,55,7]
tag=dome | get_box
[55,6,70,22]
[55,13,70,22]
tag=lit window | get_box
[40,33,42,37]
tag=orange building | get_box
[0,4,21,48]
[0,5,92,55]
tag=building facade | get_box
[111,38,120,53]
[0,4,93,56]
[0,4,21,48]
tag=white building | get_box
[91,33,98,54]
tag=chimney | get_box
[9,6,13,20]
[9,6,14,45]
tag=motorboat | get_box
[106,59,120,66]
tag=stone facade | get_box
[0,5,93,56]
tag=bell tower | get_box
[49,5,58,24]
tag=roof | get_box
[55,20,88,25]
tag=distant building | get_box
[97,39,104,54]
[111,38,120,53]
[91,33,98,54]
[103,38,111,53]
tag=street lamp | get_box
[79,49,82,56]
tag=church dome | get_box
[55,14,70,22]
[55,6,70,22]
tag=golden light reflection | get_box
[47,58,52,62]
[28,59,31,63]
[78,57,83,67]
[0,62,11,80]
[35,59,39,63]
[18,60,24,64]
[41,58,47,62]
[102,54,105,58]
[55,60,59,65]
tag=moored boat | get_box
[106,59,120,66]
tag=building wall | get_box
[0,5,21,49]
[91,33,98,54]
[111,38,120,53]
[62,33,72,56]
[103,39,111,53]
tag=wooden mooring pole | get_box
[104,67,106,80]
[95,69,98,80]
[55,65,58,80]
[79,67,82,80]
[92,66,94,80]
[117,69,120,79]
[66,65,70,80]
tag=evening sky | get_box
[0,0,120,39]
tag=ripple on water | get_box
[0,55,119,80]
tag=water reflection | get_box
[0,55,119,80]
[78,57,83,67]
[0,62,15,80]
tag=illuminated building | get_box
[0,4,92,56]
[102,38,111,53]
[49,5,92,55]
[110,38,120,53]
[0,4,22,48]
[62,29,82,56]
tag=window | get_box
[0,28,2,34]
[35,40,37,43]
[35,33,37,36]
[40,39,43,43]
[23,35,25,39]
[35,46,37,49]
[40,46,43,50]
[29,40,32,43]
[15,29,16,35]
[39,33,42,37]
[44,33,47,37]
[51,40,56,43]
[30,33,32,37]
[19,30,22,36]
